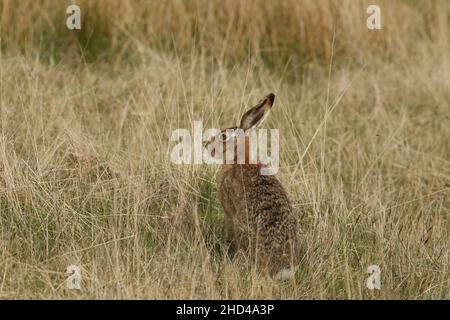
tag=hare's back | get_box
[219,165,294,224]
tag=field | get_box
[0,0,449,299]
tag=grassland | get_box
[0,0,449,299]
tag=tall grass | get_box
[1,0,449,65]
[0,0,449,299]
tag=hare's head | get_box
[206,93,275,166]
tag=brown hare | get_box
[206,93,298,280]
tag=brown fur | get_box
[211,93,299,277]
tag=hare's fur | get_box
[211,93,299,279]
[219,164,298,277]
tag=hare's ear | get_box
[240,93,275,131]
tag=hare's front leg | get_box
[221,204,244,256]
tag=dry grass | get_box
[0,0,449,299]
